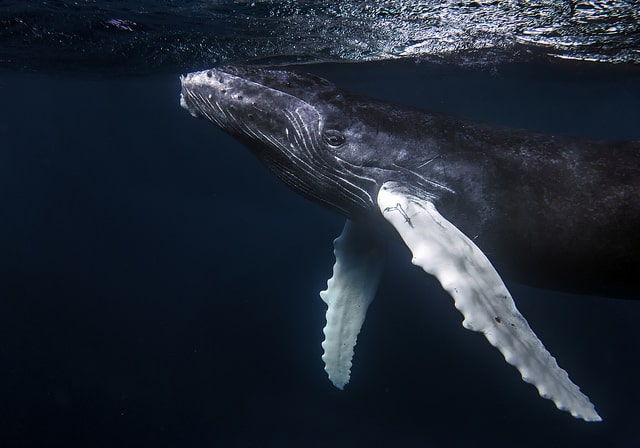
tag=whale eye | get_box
[323,129,345,148]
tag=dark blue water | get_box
[1,60,639,447]
[2,2,640,446]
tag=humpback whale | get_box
[179,66,640,422]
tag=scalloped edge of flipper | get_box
[320,220,385,389]
[377,181,601,422]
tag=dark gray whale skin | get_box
[180,66,640,299]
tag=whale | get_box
[179,66,640,422]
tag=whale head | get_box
[180,66,428,219]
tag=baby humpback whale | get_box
[180,66,640,422]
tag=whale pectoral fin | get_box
[320,220,386,390]
[377,181,601,422]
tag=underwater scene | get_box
[1,1,640,447]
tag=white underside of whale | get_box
[320,180,601,422]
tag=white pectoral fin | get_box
[377,181,601,422]
[320,220,385,390]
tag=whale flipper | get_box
[377,181,601,422]
[320,220,385,389]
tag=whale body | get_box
[179,66,640,422]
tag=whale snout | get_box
[179,68,265,123]
[179,79,200,118]
[179,70,226,119]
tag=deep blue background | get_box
[1,61,640,447]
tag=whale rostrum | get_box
[180,66,640,422]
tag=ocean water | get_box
[2,0,640,72]
[1,2,640,448]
